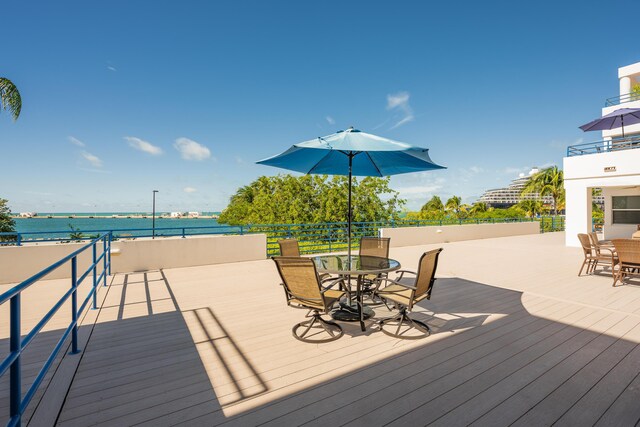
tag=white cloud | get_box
[386,91,414,129]
[69,136,85,147]
[107,65,117,72]
[173,137,211,161]
[326,116,335,125]
[183,187,197,193]
[124,136,163,155]
[396,185,444,195]
[502,166,528,175]
[81,151,103,168]
[235,156,245,164]
[469,166,483,174]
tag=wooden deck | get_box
[4,232,640,426]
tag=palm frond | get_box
[0,77,22,121]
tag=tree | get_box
[0,78,21,121]
[522,166,565,215]
[469,202,488,215]
[445,196,463,217]
[0,198,16,242]
[420,195,444,213]
[517,199,543,218]
[218,174,405,225]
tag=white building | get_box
[564,61,640,246]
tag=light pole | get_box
[152,190,159,239]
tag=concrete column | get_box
[620,76,632,100]
[565,182,592,247]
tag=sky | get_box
[2,0,639,213]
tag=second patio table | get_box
[312,254,401,332]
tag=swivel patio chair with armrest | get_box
[612,239,640,287]
[374,248,443,339]
[272,256,346,343]
[278,238,301,257]
[359,236,391,299]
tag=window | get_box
[612,196,640,224]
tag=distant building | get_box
[187,212,200,218]
[477,168,554,209]
[19,212,36,218]
[170,212,183,218]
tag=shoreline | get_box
[13,215,220,219]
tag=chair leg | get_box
[378,306,431,339]
[579,259,589,276]
[292,310,343,343]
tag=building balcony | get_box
[566,135,640,157]
[604,92,640,107]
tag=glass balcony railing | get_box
[605,92,640,107]
[566,135,640,157]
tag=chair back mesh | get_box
[414,248,443,301]
[577,234,593,256]
[272,257,324,308]
[359,237,390,258]
[588,232,599,246]
[278,239,300,257]
[612,239,640,267]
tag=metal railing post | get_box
[71,257,80,354]
[101,237,106,286]
[16,233,22,247]
[552,216,555,231]
[108,232,112,276]
[9,294,21,425]
[92,243,97,309]
[182,228,186,238]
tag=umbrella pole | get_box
[347,153,353,260]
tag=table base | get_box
[331,303,375,322]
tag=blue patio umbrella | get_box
[579,108,640,138]
[257,127,446,256]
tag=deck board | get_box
[3,232,640,426]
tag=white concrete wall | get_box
[563,149,640,246]
[380,222,540,247]
[0,234,267,285]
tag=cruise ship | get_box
[477,168,555,209]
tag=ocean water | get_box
[14,213,229,239]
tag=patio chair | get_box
[588,231,612,247]
[374,248,443,339]
[587,232,617,274]
[278,239,300,257]
[577,233,608,276]
[359,236,391,298]
[272,257,346,343]
[612,239,640,287]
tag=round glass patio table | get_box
[312,255,401,332]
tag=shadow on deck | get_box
[4,265,640,426]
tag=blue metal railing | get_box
[0,224,244,246]
[0,233,112,427]
[566,135,640,157]
[605,92,640,107]
[0,217,565,256]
